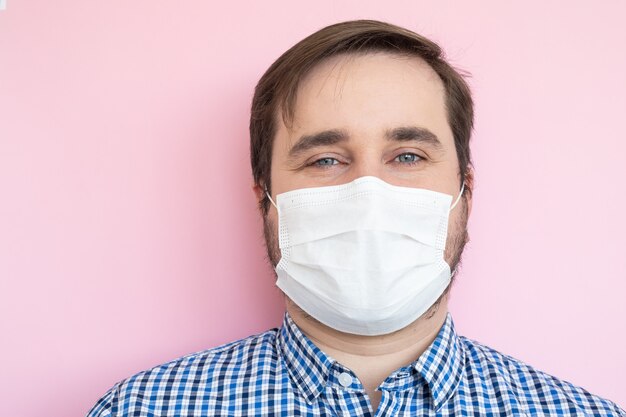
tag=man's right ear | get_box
[252,182,265,204]
[252,182,269,214]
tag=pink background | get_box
[1,1,625,415]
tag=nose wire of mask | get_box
[267,182,464,212]
[265,181,465,211]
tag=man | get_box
[87,20,624,416]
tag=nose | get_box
[344,150,385,183]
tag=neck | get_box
[286,297,448,410]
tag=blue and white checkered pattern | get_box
[87,313,625,416]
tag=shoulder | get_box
[458,335,625,416]
[85,328,280,417]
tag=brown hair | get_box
[250,19,474,213]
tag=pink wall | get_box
[1,1,624,415]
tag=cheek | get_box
[450,199,469,234]
[445,202,458,232]
[266,207,279,234]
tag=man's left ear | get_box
[463,167,474,216]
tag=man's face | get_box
[260,51,471,282]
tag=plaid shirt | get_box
[87,313,624,416]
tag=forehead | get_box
[281,51,451,143]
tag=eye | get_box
[394,153,423,164]
[312,157,339,167]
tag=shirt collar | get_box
[276,312,334,403]
[412,312,466,410]
[277,312,465,410]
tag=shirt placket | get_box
[324,363,374,417]
[375,367,429,417]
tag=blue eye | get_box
[313,157,339,167]
[395,153,422,164]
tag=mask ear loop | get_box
[449,181,465,211]
[448,181,466,276]
[265,188,280,215]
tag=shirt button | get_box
[338,372,353,388]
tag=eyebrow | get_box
[384,126,443,150]
[288,125,443,159]
[288,129,349,158]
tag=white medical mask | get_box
[266,176,464,336]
